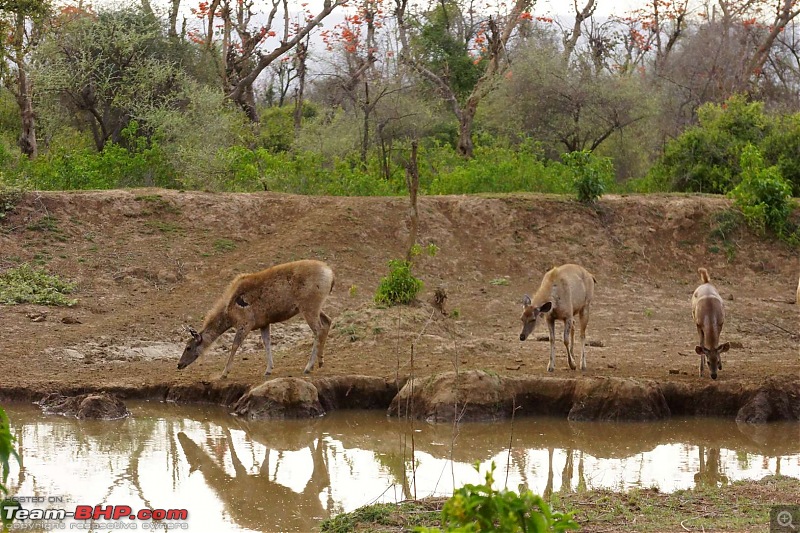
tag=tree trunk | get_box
[168,0,181,38]
[14,12,36,158]
[293,42,307,136]
[456,100,477,158]
[360,80,370,168]
[16,68,37,159]
[405,140,420,261]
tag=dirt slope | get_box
[0,190,797,395]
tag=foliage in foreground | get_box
[0,264,77,306]
[417,462,579,533]
[0,407,20,529]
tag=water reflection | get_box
[3,403,799,533]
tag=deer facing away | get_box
[692,267,730,380]
[519,263,596,372]
[178,260,335,378]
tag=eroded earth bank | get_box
[0,190,798,421]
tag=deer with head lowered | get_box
[692,267,730,380]
[519,263,596,372]
[178,260,335,378]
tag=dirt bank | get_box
[0,190,797,412]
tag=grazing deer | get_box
[178,260,335,378]
[519,264,596,372]
[692,268,730,380]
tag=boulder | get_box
[39,393,129,420]
[232,378,324,420]
[388,370,510,422]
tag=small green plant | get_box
[374,259,423,306]
[450,308,461,319]
[213,238,237,253]
[26,215,59,232]
[417,462,579,533]
[489,278,510,286]
[348,284,358,298]
[0,264,77,306]
[562,150,613,204]
[410,242,440,258]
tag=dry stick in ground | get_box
[504,399,522,489]
[765,320,799,337]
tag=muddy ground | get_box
[0,190,798,403]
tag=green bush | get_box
[7,123,178,190]
[374,259,423,306]
[761,113,800,196]
[562,150,613,203]
[417,462,579,533]
[729,144,794,237]
[0,264,77,306]
[653,95,775,194]
[428,143,572,195]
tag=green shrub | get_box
[562,150,613,203]
[654,95,770,194]
[729,144,793,236]
[761,113,800,196]
[416,462,579,533]
[0,264,77,306]
[374,259,423,306]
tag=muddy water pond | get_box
[3,402,799,533]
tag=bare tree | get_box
[194,0,348,122]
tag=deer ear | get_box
[537,301,553,313]
[695,345,705,355]
[719,342,730,353]
[186,326,201,341]
[522,294,532,307]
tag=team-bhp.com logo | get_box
[3,505,189,530]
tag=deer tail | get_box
[698,267,710,284]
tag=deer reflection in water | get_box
[694,446,729,488]
[541,449,586,499]
[177,429,331,532]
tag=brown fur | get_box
[178,260,335,378]
[519,263,596,372]
[691,267,730,380]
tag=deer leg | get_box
[564,318,576,370]
[303,310,330,374]
[260,325,273,377]
[697,325,705,377]
[547,317,556,372]
[316,311,332,369]
[579,309,589,371]
[222,325,250,378]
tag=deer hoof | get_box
[547,366,554,373]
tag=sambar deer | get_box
[178,260,335,378]
[691,267,730,380]
[519,264,596,372]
